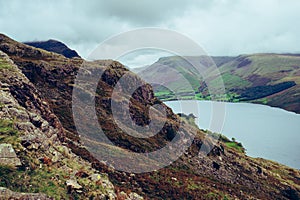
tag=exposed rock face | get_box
[0,33,299,199]
[0,144,21,166]
[0,187,52,200]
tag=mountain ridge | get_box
[24,39,81,59]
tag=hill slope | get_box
[135,54,300,113]
[0,50,120,199]
[0,33,299,199]
[24,39,80,59]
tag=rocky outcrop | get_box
[0,144,21,166]
[66,179,83,193]
[0,187,52,200]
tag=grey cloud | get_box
[0,0,299,61]
[118,49,174,69]
[92,0,198,25]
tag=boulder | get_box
[66,179,82,193]
[0,143,21,166]
[0,187,52,200]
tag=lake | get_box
[165,100,300,169]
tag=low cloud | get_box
[0,0,299,64]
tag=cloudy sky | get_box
[0,0,300,67]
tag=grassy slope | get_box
[217,54,300,112]
[142,54,300,113]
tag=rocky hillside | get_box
[0,38,139,199]
[24,39,80,59]
[0,33,300,199]
[135,55,300,114]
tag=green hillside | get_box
[134,54,300,113]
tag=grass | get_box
[225,142,245,153]
[238,54,300,76]
[0,163,69,199]
[0,119,20,146]
[152,54,300,114]
[205,130,245,153]
[0,58,13,70]
[252,97,268,104]
[0,118,70,199]
[0,145,110,199]
[12,152,113,199]
[209,72,251,89]
[0,119,18,136]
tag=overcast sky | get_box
[0,0,300,67]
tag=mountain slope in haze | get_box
[24,39,80,59]
[0,33,300,199]
[135,55,300,113]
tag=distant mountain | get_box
[134,54,300,113]
[24,39,80,58]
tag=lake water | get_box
[165,100,300,169]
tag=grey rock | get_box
[0,187,52,200]
[8,107,29,121]
[0,82,10,89]
[127,192,144,200]
[90,173,102,182]
[66,179,82,190]
[51,151,60,163]
[0,95,12,104]
[17,122,35,133]
[0,143,21,166]
[41,120,49,132]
